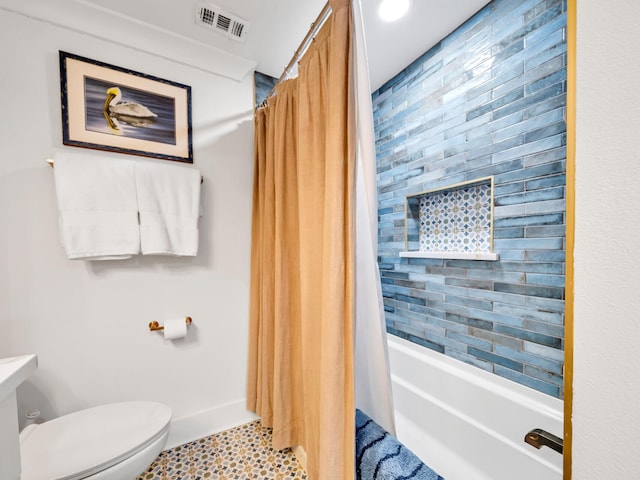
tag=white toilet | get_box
[19,401,171,480]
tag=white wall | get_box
[0,8,256,446]
[574,0,640,478]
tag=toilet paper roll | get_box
[163,318,187,340]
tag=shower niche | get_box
[400,176,499,261]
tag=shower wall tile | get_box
[374,0,567,399]
[254,71,277,108]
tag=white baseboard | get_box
[166,399,258,449]
[292,445,308,471]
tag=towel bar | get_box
[47,159,204,183]
[149,316,192,332]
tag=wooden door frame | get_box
[564,0,576,478]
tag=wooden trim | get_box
[564,0,577,478]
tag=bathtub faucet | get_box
[524,428,563,454]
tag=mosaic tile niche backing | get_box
[415,180,492,253]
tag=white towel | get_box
[53,155,140,260]
[134,161,201,256]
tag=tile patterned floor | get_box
[137,420,308,480]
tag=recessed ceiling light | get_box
[378,0,411,22]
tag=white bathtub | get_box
[387,334,563,480]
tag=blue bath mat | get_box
[356,409,444,480]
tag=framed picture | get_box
[59,51,193,163]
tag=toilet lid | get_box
[20,401,171,480]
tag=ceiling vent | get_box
[195,2,250,42]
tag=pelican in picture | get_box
[103,86,157,128]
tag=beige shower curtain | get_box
[247,0,355,478]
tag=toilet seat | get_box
[19,401,171,480]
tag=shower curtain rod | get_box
[264,1,332,101]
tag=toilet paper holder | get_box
[149,316,192,332]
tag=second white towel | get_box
[134,161,201,256]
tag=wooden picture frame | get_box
[59,51,193,163]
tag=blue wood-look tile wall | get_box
[373,0,567,398]
[254,71,277,108]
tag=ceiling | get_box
[78,0,491,91]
